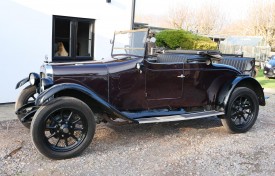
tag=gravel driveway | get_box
[0,92,274,176]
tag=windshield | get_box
[112,29,148,58]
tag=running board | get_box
[136,111,224,124]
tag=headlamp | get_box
[40,78,53,92]
[29,73,40,86]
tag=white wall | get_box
[0,0,132,103]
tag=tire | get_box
[15,85,37,128]
[221,87,259,133]
[31,97,96,159]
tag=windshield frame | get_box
[111,28,149,58]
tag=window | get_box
[53,16,95,62]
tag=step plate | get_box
[136,111,224,124]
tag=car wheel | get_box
[15,85,37,128]
[31,97,96,159]
[221,87,259,133]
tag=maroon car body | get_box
[15,29,265,159]
[50,56,239,111]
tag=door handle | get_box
[177,74,185,78]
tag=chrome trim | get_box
[40,64,54,92]
[40,64,53,79]
[136,111,224,124]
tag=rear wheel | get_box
[221,87,259,133]
[31,97,96,159]
[15,85,37,128]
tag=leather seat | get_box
[220,57,254,75]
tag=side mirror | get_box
[136,62,144,74]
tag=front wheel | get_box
[221,87,259,133]
[31,97,96,159]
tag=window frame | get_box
[52,15,95,62]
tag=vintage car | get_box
[15,29,265,159]
[264,55,275,78]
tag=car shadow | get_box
[86,116,223,153]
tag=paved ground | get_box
[0,104,17,121]
[0,90,274,175]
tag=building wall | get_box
[0,0,132,103]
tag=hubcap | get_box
[60,124,69,134]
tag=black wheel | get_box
[221,87,259,133]
[15,85,37,128]
[31,97,96,159]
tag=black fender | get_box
[217,76,265,113]
[15,77,29,89]
[35,83,136,123]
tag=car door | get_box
[144,60,184,108]
[182,61,209,107]
[108,58,147,111]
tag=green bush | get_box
[155,30,217,50]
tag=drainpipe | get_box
[131,0,136,29]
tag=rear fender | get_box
[217,76,265,113]
[35,83,135,122]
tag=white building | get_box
[0,0,135,103]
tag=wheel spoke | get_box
[243,115,248,121]
[55,138,61,147]
[47,132,56,139]
[238,117,242,125]
[71,134,79,141]
[60,110,65,121]
[45,125,57,130]
[65,138,69,147]
[243,105,252,110]
[72,118,81,124]
[74,127,84,131]
[240,114,246,121]
[51,116,60,124]
[231,116,238,121]
[67,112,73,121]
[231,111,238,116]
[231,105,238,110]
[243,98,248,105]
[239,97,242,105]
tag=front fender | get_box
[35,83,135,122]
[15,77,29,89]
[217,76,265,113]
